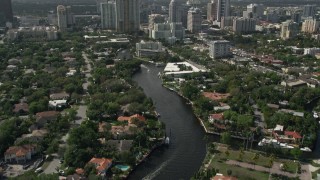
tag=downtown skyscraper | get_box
[115,0,140,32]
[169,0,181,23]
[0,0,13,26]
[100,0,140,32]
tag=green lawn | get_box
[217,146,299,174]
[209,155,270,180]
[218,146,272,168]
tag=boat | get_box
[165,137,170,145]
[154,111,161,117]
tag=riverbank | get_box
[161,83,247,140]
[129,64,206,179]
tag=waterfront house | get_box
[208,113,224,124]
[213,102,231,111]
[117,114,146,124]
[202,92,230,101]
[212,173,238,180]
[4,144,37,163]
[88,158,112,176]
[110,124,137,139]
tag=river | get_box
[128,64,206,180]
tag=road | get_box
[82,52,92,91]
[43,52,92,174]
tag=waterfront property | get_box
[163,62,207,77]
[87,158,113,176]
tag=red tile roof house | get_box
[272,126,302,144]
[117,114,146,124]
[208,113,229,130]
[88,158,112,176]
[4,144,37,163]
[203,92,231,101]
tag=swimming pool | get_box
[115,165,130,171]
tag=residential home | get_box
[117,114,146,124]
[88,158,112,176]
[214,102,231,111]
[280,80,307,88]
[267,103,279,109]
[35,111,60,127]
[13,102,29,114]
[4,144,37,163]
[202,92,231,101]
[272,125,302,144]
[278,109,304,117]
[208,113,224,124]
[15,129,48,144]
[110,124,137,139]
[50,92,70,100]
[211,173,238,180]
[49,100,67,109]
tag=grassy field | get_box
[217,146,299,174]
[209,155,270,180]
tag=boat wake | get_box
[142,160,170,180]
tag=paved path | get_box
[226,160,310,180]
[43,158,60,174]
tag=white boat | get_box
[165,137,170,145]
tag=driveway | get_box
[43,158,60,174]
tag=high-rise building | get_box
[169,0,181,23]
[115,0,140,32]
[66,6,74,27]
[57,5,67,32]
[180,4,191,28]
[302,18,319,33]
[0,0,13,27]
[96,0,110,13]
[187,7,202,33]
[101,1,117,30]
[232,17,256,34]
[221,16,235,29]
[148,14,166,30]
[280,20,299,40]
[243,4,264,19]
[150,22,185,42]
[216,0,230,22]
[303,5,316,18]
[209,40,231,59]
[207,0,218,21]
[291,12,301,23]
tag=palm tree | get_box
[268,157,274,174]
[225,150,230,160]
[252,153,260,169]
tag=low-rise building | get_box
[50,92,70,100]
[35,111,60,128]
[15,129,48,144]
[117,114,146,124]
[13,102,29,114]
[4,144,37,163]
[88,158,112,176]
[202,92,231,101]
[136,41,165,57]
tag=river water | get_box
[129,64,206,180]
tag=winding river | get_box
[128,64,206,180]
